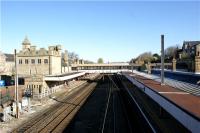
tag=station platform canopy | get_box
[44,72,85,81]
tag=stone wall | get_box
[50,56,61,74]
[17,37,62,76]
[17,56,50,76]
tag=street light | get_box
[161,35,165,85]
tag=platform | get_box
[123,71,200,133]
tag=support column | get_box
[172,58,176,72]
[147,62,151,74]
[195,56,200,74]
[195,44,200,74]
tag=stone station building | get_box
[17,37,63,99]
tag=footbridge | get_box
[71,63,173,73]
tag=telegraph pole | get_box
[161,35,165,85]
[14,49,19,118]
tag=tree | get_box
[165,45,178,59]
[97,58,104,63]
[84,60,94,64]
[137,52,153,63]
[130,58,137,63]
[181,51,190,59]
[62,51,79,65]
[68,52,79,60]
[152,53,160,63]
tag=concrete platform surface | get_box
[127,72,200,119]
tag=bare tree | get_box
[62,51,79,65]
[137,52,153,63]
[165,45,179,59]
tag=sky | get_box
[1,0,200,62]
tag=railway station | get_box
[1,37,200,132]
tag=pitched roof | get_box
[183,41,200,46]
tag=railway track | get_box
[119,78,157,133]
[108,76,133,133]
[65,74,156,133]
[12,77,100,133]
[98,74,157,133]
[100,75,133,133]
[12,74,188,133]
[100,75,112,133]
[64,74,134,133]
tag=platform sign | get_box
[0,80,5,87]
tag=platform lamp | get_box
[161,35,165,85]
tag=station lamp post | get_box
[161,35,165,85]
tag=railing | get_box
[78,69,129,73]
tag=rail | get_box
[111,75,156,133]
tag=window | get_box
[44,59,48,64]
[19,59,22,64]
[39,86,42,93]
[31,59,35,64]
[38,59,41,64]
[25,59,29,64]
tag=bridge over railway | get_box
[71,62,173,73]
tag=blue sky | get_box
[1,1,200,62]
